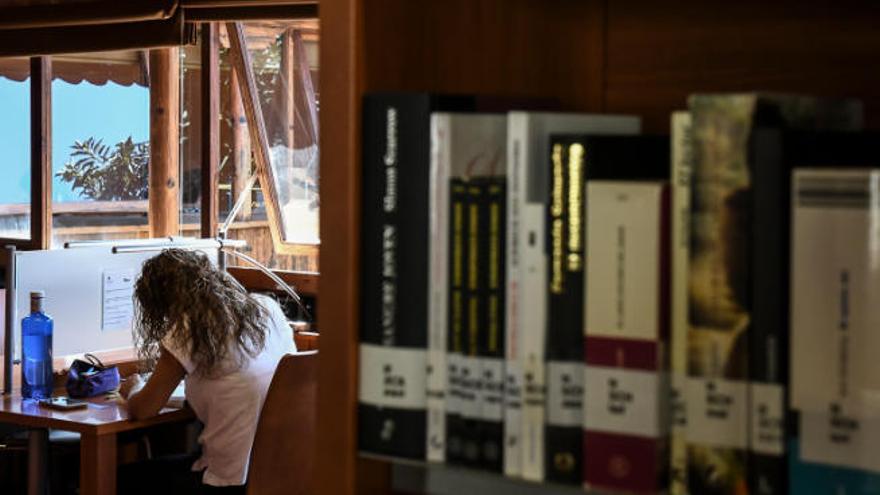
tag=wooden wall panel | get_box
[362,0,606,111]
[604,1,880,133]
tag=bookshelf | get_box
[316,1,880,493]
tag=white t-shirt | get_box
[162,294,297,486]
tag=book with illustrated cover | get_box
[360,93,474,460]
[685,94,862,494]
[429,113,506,464]
[505,112,640,481]
[584,180,670,494]
[669,111,693,495]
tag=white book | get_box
[505,112,640,480]
[429,113,506,463]
[790,168,880,414]
[790,168,880,473]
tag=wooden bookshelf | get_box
[316,1,880,493]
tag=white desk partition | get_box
[13,242,220,359]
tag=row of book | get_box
[358,92,880,494]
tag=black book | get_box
[359,93,474,460]
[479,177,507,472]
[544,134,669,485]
[446,178,471,465]
[749,129,880,495]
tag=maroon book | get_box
[583,181,669,494]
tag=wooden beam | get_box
[0,13,188,58]
[225,22,290,251]
[148,48,180,238]
[184,4,318,21]
[280,29,296,173]
[228,65,253,220]
[30,56,51,250]
[200,23,220,238]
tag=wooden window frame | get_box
[0,13,319,270]
[224,21,320,260]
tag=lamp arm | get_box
[220,247,312,321]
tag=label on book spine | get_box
[547,361,584,427]
[481,357,504,421]
[584,366,665,437]
[800,406,880,473]
[504,361,523,476]
[359,343,427,409]
[685,376,748,449]
[749,382,784,456]
[426,348,447,462]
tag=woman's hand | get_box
[119,374,145,400]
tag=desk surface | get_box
[0,393,194,435]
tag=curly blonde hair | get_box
[133,249,268,377]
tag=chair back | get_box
[247,351,317,495]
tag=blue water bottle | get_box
[21,290,53,399]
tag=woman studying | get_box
[118,249,297,494]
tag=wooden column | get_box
[30,56,51,250]
[280,28,296,171]
[317,0,392,493]
[200,23,220,238]
[229,65,252,219]
[148,47,180,238]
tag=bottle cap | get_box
[30,290,45,299]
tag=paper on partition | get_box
[102,269,135,332]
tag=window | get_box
[50,50,150,247]
[212,20,319,272]
[0,58,31,240]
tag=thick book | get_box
[429,113,506,464]
[790,165,880,493]
[685,94,862,493]
[669,111,693,495]
[505,111,640,481]
[584,180,670,494]
[544,134,669,485]
[359,93,474,460]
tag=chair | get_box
[247,351,317,495]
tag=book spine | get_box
[446,179,468,465]
[669,111,693,495]
[427,114,450,462]
[583,181,669,494]
[480,178,507,471]
[544,140,584,484]
[685,96,754,494]
[789,169,880,491]
[515,119,548,483]
[504,115,525,478]
[460,182,486,467]
[748,130,787,495]
[358,95,428,460]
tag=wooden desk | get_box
[0,393,194,495]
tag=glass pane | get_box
[215,21,319,273]
[51,50,150,247]
[0,58,31,239]
[243,20,320,246]
[179,43,202,239]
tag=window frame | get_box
[0,16,319,270]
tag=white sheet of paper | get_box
[102,269,135,331]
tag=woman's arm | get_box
[124,346,186,420]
